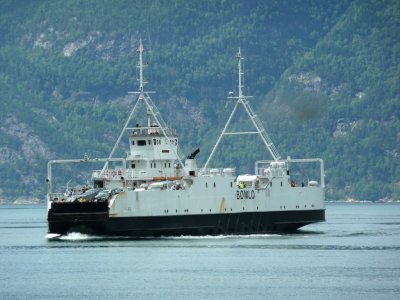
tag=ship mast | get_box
[136,41,152,128]
[100,39,186,175]
[203,48,281,170]
[137,40,145,93]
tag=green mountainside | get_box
[0,0,398,202]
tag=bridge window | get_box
[148,140,151,145]
[137,140,146,146]
[131,140,135,145]
[131,163,135,168]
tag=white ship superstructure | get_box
[47,41,325,236]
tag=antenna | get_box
[137,39,145,93]
[203,48,281,170]
[237,48,244,99]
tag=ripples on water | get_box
[1,203,400,299]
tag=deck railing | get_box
[255,158,325,187]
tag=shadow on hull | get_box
[48,203,325,237]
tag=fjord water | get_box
[1,203,399,299]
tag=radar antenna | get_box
[203,48,281,170]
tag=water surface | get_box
[1,203,399,299]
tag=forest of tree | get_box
[0,0,399,202]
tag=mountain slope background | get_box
[0,0,399,202]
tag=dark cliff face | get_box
[0,0,398,202]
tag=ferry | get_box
[46,41,325,236]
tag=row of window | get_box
[205,182,234,188]
[130,162,172,169]
[294,204,313,208]
[163,206,260,214]
[131,138,178,146]
[150,162,172,169]
[132,139,160,146]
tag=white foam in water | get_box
[45,232,99,241]
[163,233,280,240]
[59,232,95,241]
[45,233,61,239]
[45,233,281,241]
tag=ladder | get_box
[241,97,281,160]
[203,49,281,170]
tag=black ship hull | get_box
[48,202,325,237]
